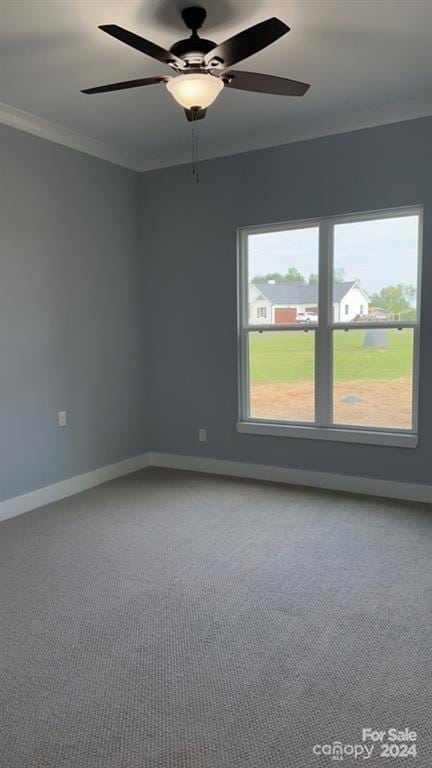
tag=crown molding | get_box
[0,99,140,171]
[136,96,432,172]
[0,95,431,175]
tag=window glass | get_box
[333,216,419,323]
[248,227,319,325]
[332,329,414,429]
[240,210,421,436]
[248,331,315,422]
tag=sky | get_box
[248,215,419,299]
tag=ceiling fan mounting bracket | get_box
[181,7,207,33]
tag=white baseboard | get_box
[149,452,432,505]
[0,453,151,523]
[1,450,430,524]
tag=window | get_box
[238,208,422,447]
[257,306,267,319]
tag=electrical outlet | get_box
[58,411,67,427]
[198,428,207,442]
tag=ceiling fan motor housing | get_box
[170,36,216,64]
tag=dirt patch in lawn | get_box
[250,378,412,429]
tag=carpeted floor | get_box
[0,467,431,768]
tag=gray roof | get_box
[254,281,357,305]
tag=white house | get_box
[249,280,369,324]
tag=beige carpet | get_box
[0,467,431,767]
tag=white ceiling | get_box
[1,0,431,171]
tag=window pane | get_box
[247,227,319,325]
[333,215,419,323]
[333,329,414,429]
[248,331,315,422]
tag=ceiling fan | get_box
[82,7,310,121]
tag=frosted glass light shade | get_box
[166,73,224,109]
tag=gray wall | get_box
[2,116,431,504]
[0,124,146,502]
[140,116,432,486]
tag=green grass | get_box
[249,329,413,384]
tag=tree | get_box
[285,267,305,283]
[370,284,416,319]
[334,267,346,283]
[252,272,284,284]
[252,268,305,284]
[306,269,357,286]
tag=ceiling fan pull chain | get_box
[191,124,196,180]
[191,124,200,183]
[195,124,200,184]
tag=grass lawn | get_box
[249,328,413,383]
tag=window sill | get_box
[236,421,418,448]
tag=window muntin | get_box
[239,208,421,437]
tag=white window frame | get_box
[237,206,422,448]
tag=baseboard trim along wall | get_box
[0,453,150,524]
[0,451,430,524]
[149,453,432,505]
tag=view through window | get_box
[240,209,421,434]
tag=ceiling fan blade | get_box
[99,24,185,69]
[204,17,289,69]
[222,70,310,96]
[82,76,169,95]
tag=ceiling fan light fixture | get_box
[166,72,224,110]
